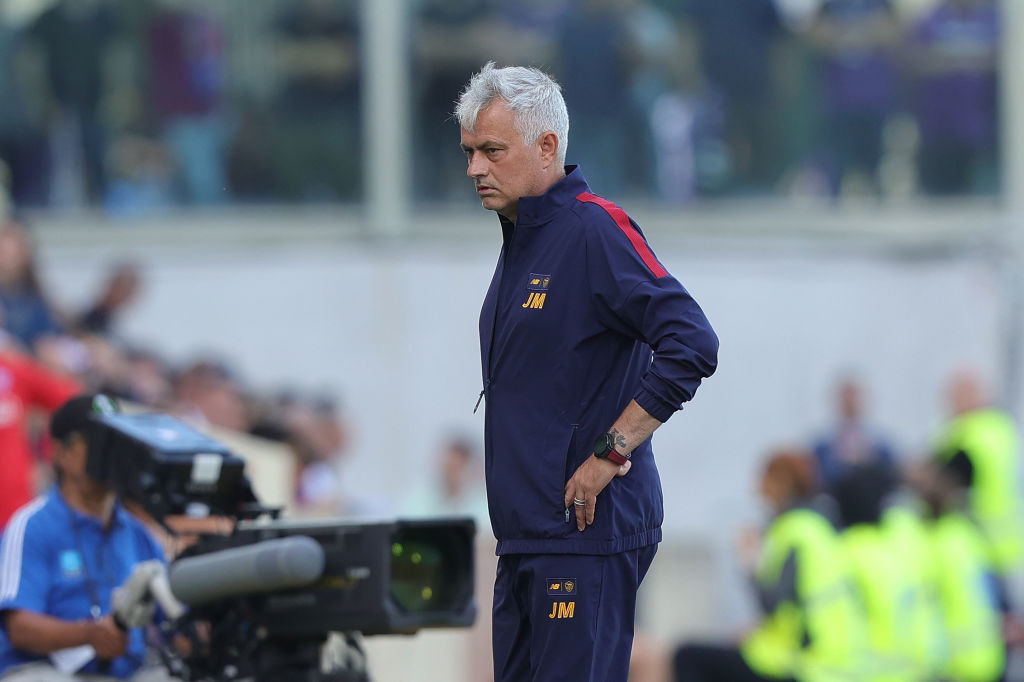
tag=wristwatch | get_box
[593,432,630,466]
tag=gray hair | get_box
[455,62,569,166]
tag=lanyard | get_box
[64,501,146,673]
[67,505,114,621]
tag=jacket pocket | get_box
[560,424,579,523]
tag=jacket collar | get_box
[498,166,590,237]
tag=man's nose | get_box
[467,152,487,178]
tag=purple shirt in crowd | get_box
[148,10,224,122]
[912,2,1000,147]
[819,0,900,116]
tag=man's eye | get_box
[487,148,500,155]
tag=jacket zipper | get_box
[473,382,488,414]
[564,424,579,523]
[476,227,515,413]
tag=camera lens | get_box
[389,527,471,614]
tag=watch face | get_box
[593,433,614,457]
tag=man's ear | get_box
[538,131,559,167]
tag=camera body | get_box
[85,409,478,680]
[87,411,257,520]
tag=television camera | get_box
[88,410,477,681]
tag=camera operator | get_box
[0,394,170,681]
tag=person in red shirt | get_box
[0,350,79,529]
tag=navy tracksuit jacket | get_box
[479,166,718,557]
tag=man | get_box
[909,0,999,196]
[811,375,895,491]
[908,456,1006,682]
[934,369,1022,574]
[0,394,167,681]
[456,62,718,681]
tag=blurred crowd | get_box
[0,0,1003,216]
[632,371,1024,682]
[0,210,488,532]
[417,0,1001,204]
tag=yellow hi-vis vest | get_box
[741,508,864,682]
[880,506,945,680]
[843,517,938,682]
[936,408,1023,572]
[928,513,1005,682]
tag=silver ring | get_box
[573,498,586,506]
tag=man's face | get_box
[54,435,107,497]
[460,101,552,222]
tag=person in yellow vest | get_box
[832,463,941,682]
[934,370,1023,575]
[879,498,946,680]
[907,455,1006,682]
[672,449,864,682]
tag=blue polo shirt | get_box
[0,489,165,678]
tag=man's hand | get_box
[564,456,631,532]
[88,615,128,660]
[113,560,164,629]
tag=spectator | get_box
[811,375,896,491]
[686,0,782,194]
[491,0,567,56]
[646,19,729,201]
[119,348,174,409]
[932,368,1023,575]
[879,484,947,680]
[173,357,249,433]
[145,0,228,205]
[225,101,277,202]
[75,262,143,338]
[31,0,118,205]
[0,219,63,353]
[906,456,1006,681]
[272,0,361,201]
[0,345,80,529]
[621,0,685,195]
[0,11,49,207]
[832,463,937,681]
[556,0,633,197]
[412,0,494,201]
[287,393,388,518]
[290,395,350,516]
[908,0,1000,196]
[75,339,174,411]
[404,434,489,529]
[807,0,902,196]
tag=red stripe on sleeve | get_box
[576,192,668,278]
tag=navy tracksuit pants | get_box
[492,545,658,682]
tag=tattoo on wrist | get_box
[609,428,627,451]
